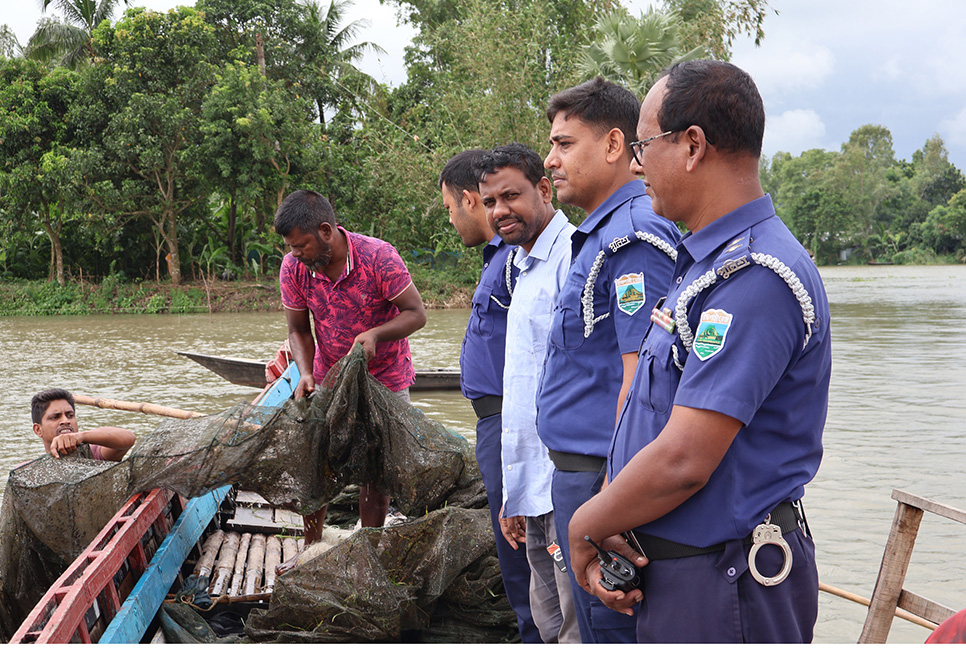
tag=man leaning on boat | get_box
[568,60,832,643]
[31,388,135,461]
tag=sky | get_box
[4,0,966,171]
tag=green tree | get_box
[197,0,381,126]
[831,124,897,249]
[767,148,855,261]
[26,0,130,69]
[667,0,773,60]
[578,8,705,96]
[294,0,384,126]
[0,25,24,58]
[196,61,321,264]
[73,7,218,285]
[911,134,965,207]
[0,58,78,284]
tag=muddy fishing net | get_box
[0,447,131,641]
[0,346,515,642]
[246,507,517,643]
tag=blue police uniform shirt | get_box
[536,180,679,458]
[460,236,517,400]
[608,194,831,547]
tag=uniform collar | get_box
[577,179,646,233]
[680,194,775,263]
[516,210,569,269]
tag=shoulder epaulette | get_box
[670,233,816,371]
[581,232,678,338]
[489,247,516,310]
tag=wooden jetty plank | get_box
[892,489,966,525]
[896,590,951,628]
[859,501,924,643]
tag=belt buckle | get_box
[748,513,793,587]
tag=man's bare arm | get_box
[49,427,136,461]
[285,307,317,399]
[353,283,427,361]
[568,406,742,604]
[616,351,638,426]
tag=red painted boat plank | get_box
[10,488,175,644]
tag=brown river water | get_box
[3,264,966,642]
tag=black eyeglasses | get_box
[629,131,678,165]
[630,129,716,165]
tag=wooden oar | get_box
[819,581,938,631]
[73,393,205,420]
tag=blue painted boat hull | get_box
[99,363,300,643]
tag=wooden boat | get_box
[176,350,460,391]
[10,364,303,644]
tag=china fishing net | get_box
[0,346,515,642]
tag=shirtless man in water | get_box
[31,388,135,461]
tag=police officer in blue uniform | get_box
[568,60,831,643]
[439,151,539,642]
[538,78,679,643]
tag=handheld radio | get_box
[584,535,641,593]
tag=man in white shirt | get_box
[478,143,579,643]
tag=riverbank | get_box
[0,267,475,316]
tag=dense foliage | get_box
[10,0,960,296]
[762,132,966,265]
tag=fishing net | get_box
[245,507,517,643]
[126,345,486,516]
[0,447,131,641]
[0,345,513,642]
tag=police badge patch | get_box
[615,273,645,315]
[693,309,733,360]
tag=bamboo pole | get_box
[210,532,240,596]
[244,535,267,595]
[194,530,225,579]
[264,536,282,593]
[819,581,938,631]
[229,533,252,597]
[73,393,205,420]
[282,537,299,565]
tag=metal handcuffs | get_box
[748,513,793,586]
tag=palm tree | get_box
[25,0,130,69]
[0,24,25,58]
[578,9,705,97]
[296,0,385,126]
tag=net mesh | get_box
[0,346,513,642]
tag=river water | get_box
[2,265,966,643]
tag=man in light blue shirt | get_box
[478,143,579,643]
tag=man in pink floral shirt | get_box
[274,189,426,548]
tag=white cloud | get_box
[764,109,827,156]
[874,56,902,83]
[940,105,966,148]
[733,40,834,97]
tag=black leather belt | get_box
[471,395,502,419]
[548,449,606,473]
[631,500,808,561]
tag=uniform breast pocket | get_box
[470,284,497,336]
[636,340,677,414]
[548,279,587,351]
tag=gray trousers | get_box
[525,511,580,643]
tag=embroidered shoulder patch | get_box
[615,273,645,315]
[693,309,733,361]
